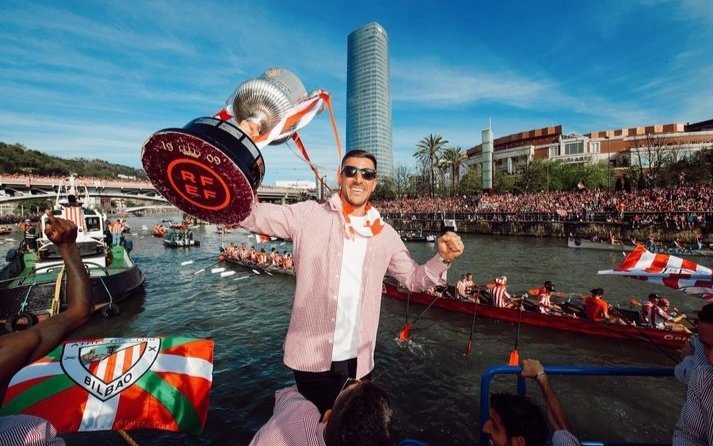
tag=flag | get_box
[0,337,214,435]
[255,233,271,243]
[598,245,713,301]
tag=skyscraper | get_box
[346,22,393,178]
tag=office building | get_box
[346,22,393,178]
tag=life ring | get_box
[101,304,121,318]
[5,311,38,332]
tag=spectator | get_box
[0,215,92,444]
[482,359,580,446]
[249,379,392,446]
[672,303,713,445]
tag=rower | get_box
[652,298,690,333]
[585,288,628,325]
[536,281,560,314]
[491,276,514,308]
[641,293,658,326]
[455,274,468,300]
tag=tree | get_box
[392,164,415,197]
[629,133,682,188]
[440,146,468,195]
[414,134,448,197]
[456,167,482,195]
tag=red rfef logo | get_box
[166,158,231,211]
[61,338,160,402]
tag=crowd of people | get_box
[220,242,295,271]
[375,185,713,232]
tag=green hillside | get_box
[0,142,146,179]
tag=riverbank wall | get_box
[387,218,710,244]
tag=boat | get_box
[567,237,713,257]
[381,279,691,349]
[400,230,436,243]
[0,226,12,235]
[152,224,166,237]
[221,255,295,276]
[163,228,200,248]
[0,176,145,332]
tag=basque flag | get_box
[0,337,214,435]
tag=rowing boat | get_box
[222,256,295,276]
[382,279,691,349]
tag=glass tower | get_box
[346,22,393,178]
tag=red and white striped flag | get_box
[598,245,713,302]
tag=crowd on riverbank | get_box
[375,185,713,231]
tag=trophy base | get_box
[141,117,265,224]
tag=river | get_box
[6,217,710,445]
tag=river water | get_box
[6,217,711,445]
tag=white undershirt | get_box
[332,215,368,361]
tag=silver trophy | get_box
[228,68,309,145]
[141,68,318,224]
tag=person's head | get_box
[466,273,473,280]
[544,281,554,292]
[338,150,378,213]
[658,298,670,309]
[697,303,713,365]
[648,293,659,303]
[323,379,393,446]
[483,393,548,446]
[495,276,507,286]
[591,288,604,298]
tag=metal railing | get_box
[479,365,675,446]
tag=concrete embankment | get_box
[387,218,710,244]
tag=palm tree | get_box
[441,146,468,195]
[414,134,448,197]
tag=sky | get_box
[1,0,712,185]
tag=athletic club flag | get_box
[0,337,214,435]
[598,245,713,301]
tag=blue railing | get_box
[479,365,675,446]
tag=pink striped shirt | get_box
[0,415,64,445]
[241,199,449,378]
[248,386,325,446]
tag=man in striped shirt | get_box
[241,149,464,415]
[673,303,713,446]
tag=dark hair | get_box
[698,303,713,323]
[341,149,377,170]
[324,381,393,446]
[490,393,548,446]
[590,288,604,296]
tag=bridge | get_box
[0,175,318,213]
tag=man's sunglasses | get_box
[341,165,377,180]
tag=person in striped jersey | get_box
[673,303,713,446]
[0,215,92,445]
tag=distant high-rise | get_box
[346,22,393,178]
